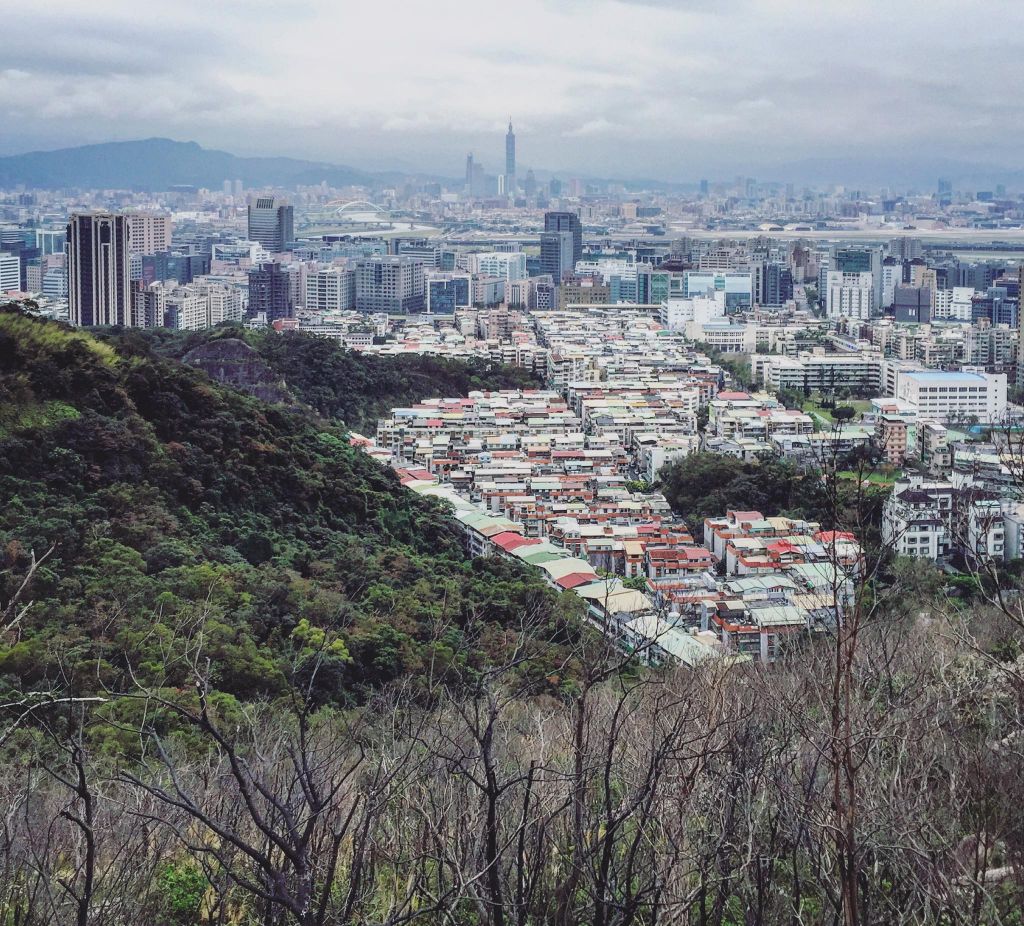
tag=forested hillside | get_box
[0,308,579,707]
[126,323,544,433]
[2,309,1024,925]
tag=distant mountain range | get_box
[0,138,431,191]
[2,136,1022,194]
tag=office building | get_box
[426,272,471,314]
[472,251,527,281]
[34,229,66,256]
[0,252,20,293]
[396,241,442,268]
[895,370,1007,423]
[544,212,583,268]
[164,286,210,331]
[248,262,294,322]
[67,212,133,326]
[893,285,932,324]
[354,256,425,314]
[505,119,516,194]
[759,262,793,307]
[247,197,294,253]
[833,246,882,309]
[683,270,753,312]
[540,230,576,281]
[42,267,68,300]
[0,240,40,290]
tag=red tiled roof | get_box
[491,532,541,552]
[816,530,857,543]
[557,572,600,590]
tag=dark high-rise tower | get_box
[544,211,582,268]
[248,262,294,323]
[67,212,132,326]
[505,119,516,194]
[465,153,474,195]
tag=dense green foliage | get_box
[0,309,580,707]
[693,344,754,390]
[129,323,544,433]
[659,451,833,534]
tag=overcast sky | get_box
[3,0,1024,181]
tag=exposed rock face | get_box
[183,338,293,405]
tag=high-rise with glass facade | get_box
[543,211,582,269]
[247,197,294,253]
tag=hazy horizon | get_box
[3,0,1024,183]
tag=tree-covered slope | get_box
[0,309,578,706]
[131,323,544,433]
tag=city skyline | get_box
[4,0,1024,183]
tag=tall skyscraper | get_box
[247,197,294,253]
[544,211,582,268]
[67,212,133,327]
[505,119,516,194]
[465,153,474,195]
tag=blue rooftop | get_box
[902,370,987,382]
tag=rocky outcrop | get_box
[183,338,293,405]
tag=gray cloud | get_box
[3,0,1024,182]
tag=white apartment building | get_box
[932,287,974,322]
[895,370,1007,423]
[202,282,244,326]
[881,262,903,309]
[756,353,883,394]
[660,293,725,329]
[882,477,954,561]
[472,251,527,281]
[167,289,210,331]
[156,280,244,330]
[826,271,874,320]
[964,498,1006,562]
[305,267,356,312]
